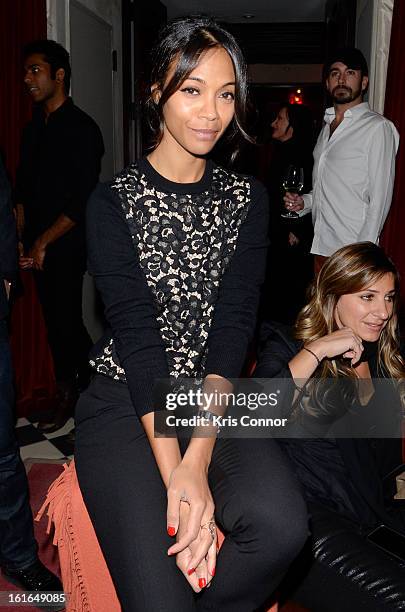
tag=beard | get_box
[331,84,362,105]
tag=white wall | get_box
[356,0,394,113]
[47,0,124,342]
[356,0,374,85]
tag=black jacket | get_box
[0,158,17,320]
[254,321,404,530]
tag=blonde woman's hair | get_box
[295,242,405,381]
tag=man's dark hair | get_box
[323,47,369,81]
[23,40,71,95]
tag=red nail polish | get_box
[167,526,176,536]
[199,578,207,588]
[211,566,216,577]
[187,568,195,576]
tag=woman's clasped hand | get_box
[307,327,364,366]
[166,459,217,591]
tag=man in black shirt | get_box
[16,40,104,432]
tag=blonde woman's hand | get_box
[308,327,364,365]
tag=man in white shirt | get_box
[285,48,399,273]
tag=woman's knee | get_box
[272,494,309,562]
[232,486,309,567]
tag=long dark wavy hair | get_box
[145,16,253,162]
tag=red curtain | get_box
[0,0,46,180]
[0,0,56,417]
[381,0,405,314]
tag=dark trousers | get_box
[34,255,92,385]
[0,320,37,570]
[285,502,405,612]
[75,375,309,612]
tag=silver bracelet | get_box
[197,409,221,433]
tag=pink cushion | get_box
[36,461,120,611]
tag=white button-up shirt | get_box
[300,102,399,256]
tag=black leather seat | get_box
[280,501,405,612]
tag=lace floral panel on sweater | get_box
[90,163,251,380]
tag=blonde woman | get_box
[255,241,405,610]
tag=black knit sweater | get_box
[86,158,269,417]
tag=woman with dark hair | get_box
[271,103,315,162]
[262,103,315,324]
[68,17,307,611]
[255,242,405,610]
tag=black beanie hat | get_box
[323,47,369,80]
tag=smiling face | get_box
[334,273,395,342]
[271,107,293,142]
[157,46,236,159]
[24,53,64,104]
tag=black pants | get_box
[75,375,308,612]
[284,503,405,612]
[34,254,92,384]
[0,320,37,570]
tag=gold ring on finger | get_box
[200,518,216,541]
